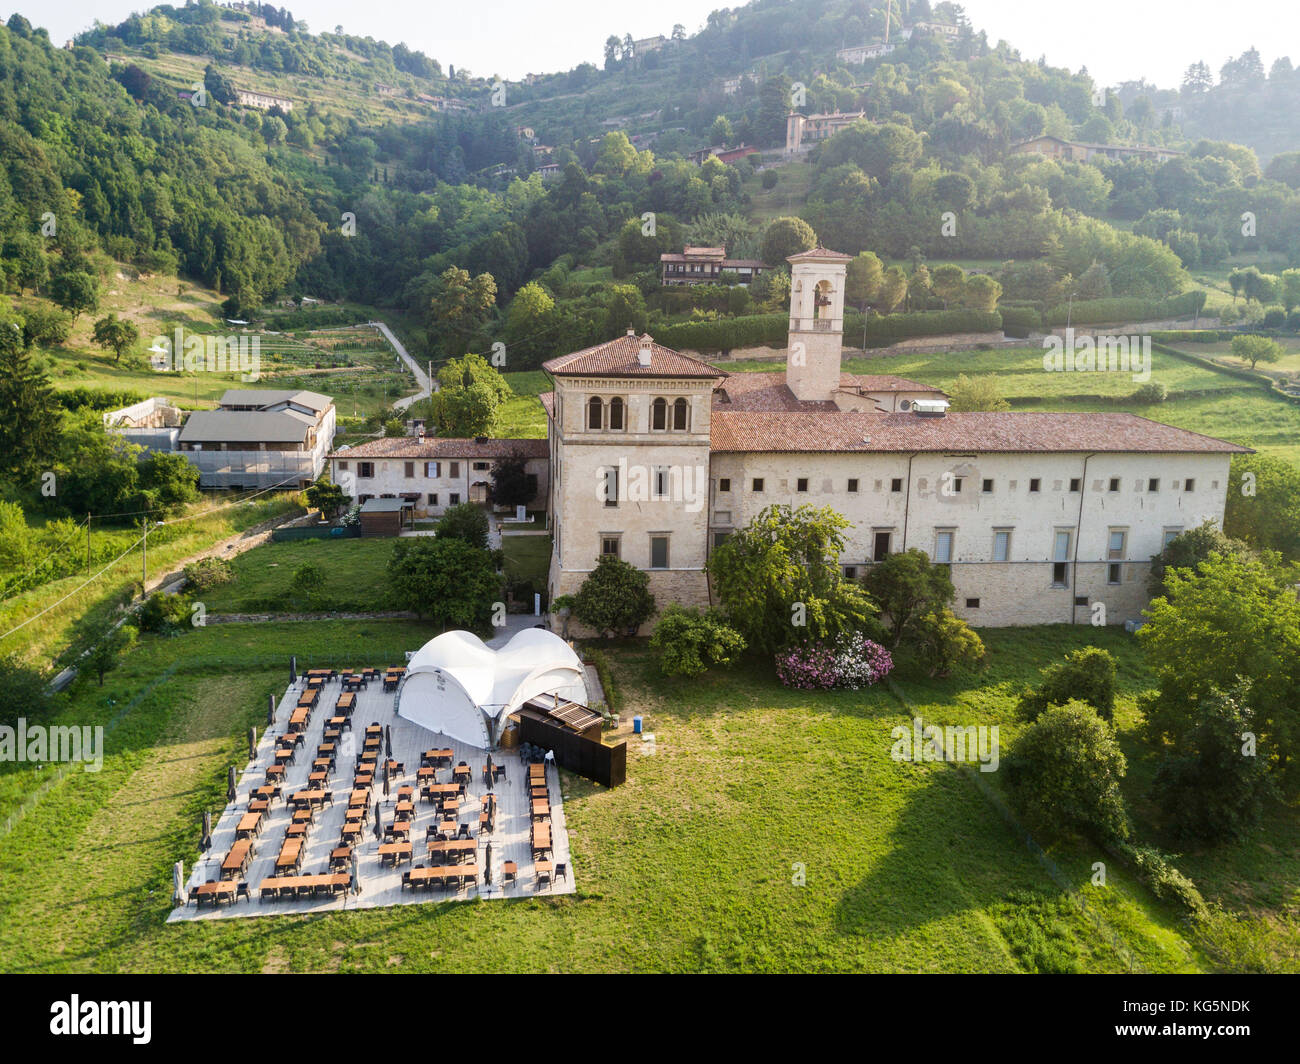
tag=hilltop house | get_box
[836,43,895,64]
[235,88,293,112]
[785,111,868,154]
[540,247,1248,631]
[660,246,766,286]
[1010,135,1184,164]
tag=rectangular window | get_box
[337,461,349,471]
[752,478,764,492]
[993,530,1011,562]
[653,467,670,499]
[1147,477,1159,492]
[649,535,669,569]
[1029,478,1041,493]
[358,462,374,479]
[424,461,439,477]
[873,531,891,562]
[950,476,964,493]
[890,477,903,493]
[1074,595,1089,608]
[473,461,490,471]
[1162,528,1183,548]
[1052,562,1069,587]
[404,462,415,478]
[844,566,858,580]
[1108,477,1120,492]
[981,478,994,494]
[847,478,859,493]
[714,511,732,525]
[426,493,438,506]
[1108,529,1127,559]
[713,532,730,549]
[718,478,731,493]
[796,477,809,492]
[1184,477,1195,492]
[1069,478,1081,492]
[449,462,460,478]
[934,530,954,564]
[1053,530,1072,562]
[965,598,980,609]
[603,467,619,507]
[449,493,460,505]
[601,535,621,559]
[1108,563,1122,585]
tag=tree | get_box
[305,475,349,518]
[386,537,499,628]
[864,548,956,648]
[845,251,884,311]
[1230,333,1283,370]
[930,264,966,308]
[1150,681,1274,843]
[0,322,60,483]
[428,267,497,356]
[83,624,138,687]
[1017,647,1118,722]
[947,373,1011,412]
[1148,520,1251,596]
[48,269,100,319]
[709,505,877,656]
[649,605,746,677]
[1225,454,1300,560]
[760,216,818,266]
[1003,701,1131,841]
[291,562,326,604]
[436,502,490,550]
[428,351,512,438]
[138,451,200,514]
[709,116,734,145]
[0,651,50,729]
[572,554,656,637]
[877,265,908,312]
[961,273,1003,312]
[1281,269,1300,313]
[909,607,985,677]
[488,449,534,510]
[503,280,555,366]
[1139,551,1300,785]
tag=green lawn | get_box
[196,537,400,615]
[6,619,1289,973]
[501,533,551,591]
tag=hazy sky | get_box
[9,0,1298,89]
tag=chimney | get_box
[637,333,653,368]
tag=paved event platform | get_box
[168,668,575,922]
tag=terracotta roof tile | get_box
[329,437,547,460]
[543,333,727,379]
[787,246,853,263]
[710,410,1252,455]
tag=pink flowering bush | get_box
[775,634,894,690]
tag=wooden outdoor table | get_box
[265,765,285,782]
[405,864,478,888]
[193,880,241,906]
[427,838,477,861]
[327,716,347,730]
[354,773,374,788]
[291,789,328,808]
[221,840,253,879]
[377,842,412,865]
[248,799,270,815]
[329,846,352,869]
[436,818,458,836]
[397,786,415,799]
[236,812,264,839]
[423,748,453,765]
[442,798,460,817]
[531,829,552,856]
[308,772,329,788]
[363,738,381,751]
[530,787,549,800]
[531,799,551,819]
[312,757,332,771]
[275,839,303,872]
[335,692,355,712]
[535,860,554,884]
[258,873,348,900]
[286,822,309,839]
[394,800,415,817]
[348,788,370,807]
[274,749,294,766]
[339,823,363,844]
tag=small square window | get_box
[890,478,903,493]
[358,462,375,479]
[1069,478,1081,492]
[427,493,438,505]
[337,461,349,471]
[1108,562,1122,585]
[1074,595,1089,607]
[1184,478,1195,492]
[718,478,731,493]
[965,598,980,609]
[712,532,730,549]
[450,493,460,505]
[752,478,764,492]
[847,478,859,493]
[449,462,460,478]
[1147,478,1160,492]
[844,566,858,580]
[1029,478,1041,493]
[1108,477,1120,492]
[950,476,964,493]
[796,478,809,492]
[601,536,621,558]
[981,478,994,493]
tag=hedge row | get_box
[653,309,1003,352]
[1150,329,1237,343]
[1044,292,1204,326]
[998,306,1042,337]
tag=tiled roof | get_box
[711,372,947,412]
[787,246,853,263]
[218,389,333,412]
[543,333,728,379]
[329,437,547,460]
[179,410,314,444]
[711,410,1253,455]
[539,391,556,418]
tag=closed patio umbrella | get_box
[248,726,257,761]
[373,801,383,841]
[200,811,211,851]
[384,725,392,760]
[267,693,275,727]
[484,842,492,887]
[350,852,361,896]
[290,655,297,684]
[486,754,494,793]
[227,766,237,802]
[382,760,390,798]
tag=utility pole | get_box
[141,518,148,590]
[86,514,91,576]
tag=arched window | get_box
[651,397,668,431]
[587,396,603,430]
[672,397,689,431]
[609,396,625,431]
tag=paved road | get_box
[368,321,433,411]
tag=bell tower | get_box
[785,247,851,402]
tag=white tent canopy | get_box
[397,628,588,748]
